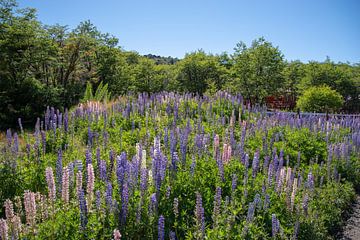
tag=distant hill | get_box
[144,54,179,65]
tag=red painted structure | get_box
[265,95,296,110]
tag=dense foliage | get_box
[1,0,359,129]
[0,92,359,239]
[297,86,344,113]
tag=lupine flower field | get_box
[0,92,360,239]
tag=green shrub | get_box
[296,86,344,113]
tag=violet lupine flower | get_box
[232,174,238,192]
[121,183,129,225]
[6,129,11,147]
[303,194,309,216]
[264,194,270,210]
[105,182,113,208]
[272,214,280,237]
[169,231,176,240]
[212,187,222,227]
[293,220,300,240]
[246,202,255,222]
[173,198,179,218]
[87,127,93,146]
[61,166,70,204]
[117,153,127,193]
[24,190,36,227]
[190,156,196,176]
[113,229,122,240]
[195,192,205,238]
[45,167,56,201]
[166,186,171,199]
[78,189,88,230]
[306,171,315,191]
[254,193,262,210]
[216,154,224,181]
[244,153,250,169]
[86,164,95,206]
[171,151,179,172]
[158,215,165,240]
[99,160,107,181]
[95,190,101,210]
[85,148,92,167]
[179,130,189,164]
[56,149,63,195]
[96,147,101,169]
[4,199,14,220]
[252,150,260,178]
[0,219,8,240]
[149,193,157,216]
[140,168,148,197]
[109,149,115,176]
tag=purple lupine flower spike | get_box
[195,192,205,238]
[158,215,165,240]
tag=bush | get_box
[296,86,344,113]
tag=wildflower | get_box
[113,229,122,240]
[121,183,129,224]
[231,174,238,192]
[140,169,148,196]
[149,193,157,216]
[169,231,176,240]
[252,150,260,178]
[95,190,101,210]
[0,219,8,240]
[271,214,280,237]
[24,191,36,227]
[212,187,222,227]
[85,148,92,167]
[246,202,255,222]
[78,189,88,230]
[195,192,205,238]
[56,149,63,195]
[61,166,70,204]
[141,149,147,169]
[86,164,95,206]
[306,171,315,191]
[99,160,107,181]
[302,194,309,216]
[173,198,179,218]
[291,178,298,211]
[105,182,113,209]
[4,199,14,220]
[158,215,165,240]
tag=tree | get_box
[296,86,344,113]
[175,50,228,94]
[298,60,359,112]
[281,61,306,108]
[228,37,285,104]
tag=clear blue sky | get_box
[18,0,360,63]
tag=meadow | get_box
[0,92,359,239]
